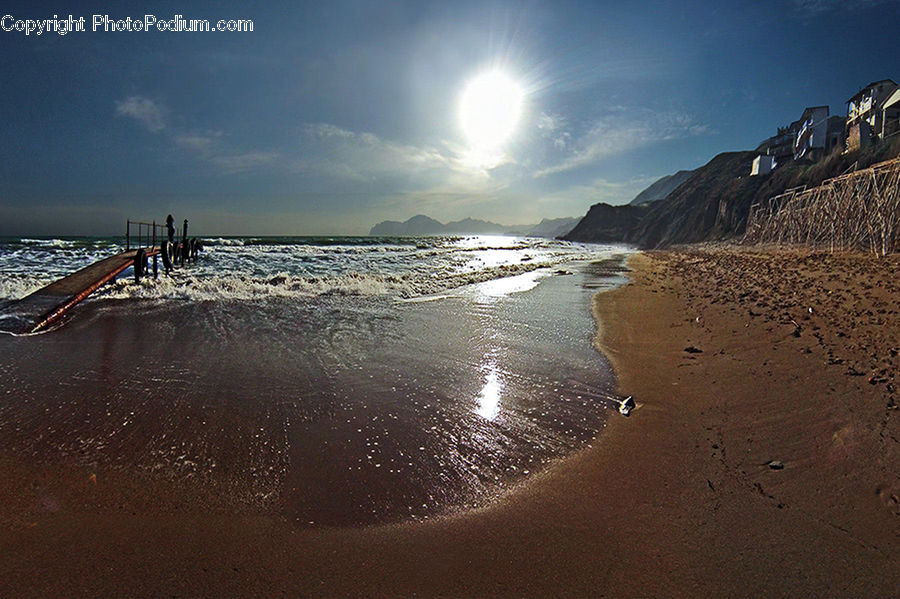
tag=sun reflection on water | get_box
[476,367,502,420]
[475,270,544,298]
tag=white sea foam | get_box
[0,235,626,302]
[96,260,566,301]
[19,238,77,248]
[205,237,246,246]
[0,274,59,300]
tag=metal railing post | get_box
[125,218,194,259]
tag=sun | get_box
[459,70,524,165]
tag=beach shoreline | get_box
[2,247,898,597]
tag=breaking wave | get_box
[0,234,626,303]
[97,261,562,301]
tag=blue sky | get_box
[1,0,898,235]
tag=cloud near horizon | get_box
[535,175,659,207]
[113,95,706,226]
[533,108,711,178]
[300,123,456,181]
[115,93,692,193]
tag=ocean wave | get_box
[0,236,625,305]
[203,237,246,247]
[0,274,58,300]
[94,260,570,302]
[200,235,474,249]
[18,238,78,248]
[98,271,398,301]
[14,238,121,250]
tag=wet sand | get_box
[2,247,899,597]
[0,263,620,529]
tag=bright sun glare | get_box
[459,70,524,166]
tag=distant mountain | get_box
[443,218,512,235]
[526,217,580,239]
[369,215,578,238]
[369,215,445,236]
[628,170,695,206]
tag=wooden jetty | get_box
[2,219,195,334]
[16,247,160,333]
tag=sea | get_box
[0,235,630,526]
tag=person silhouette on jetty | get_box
[180,219,189,265]
[166,214,175,244]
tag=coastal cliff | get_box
[566,136,900,249]
[561,203,648,243]
[563,152,760,247]
[630,151,764,248]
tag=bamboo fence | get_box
[743,156,900,256]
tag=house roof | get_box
[799,105,829,120]
[884,88,900,110]
[847,79,898,103]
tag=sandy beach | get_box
[2,246,898,597]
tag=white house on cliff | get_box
[846,79,899,150]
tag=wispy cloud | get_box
[291,123,528,221]
[173,133,218,153]
[111,98,694,215]
[300,123,520,222]
[295,120,679,218]
[209,151,281,174]
[537,112,571,150]
[792,0,896,14]
[115,96,165,132]
[533,108,710,178]
[115,97,280,174]
[302,123,454,179]
[535,176,659,207]
[174,132,280,174]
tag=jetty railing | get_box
[743,156,900,256]
[126,220,166,251]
